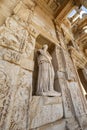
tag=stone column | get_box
[53,45,87,130]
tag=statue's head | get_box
[42,44,48,50]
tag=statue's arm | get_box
[37,49,52,63]
[37,49,44,55]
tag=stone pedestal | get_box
[30,96,63,129]
[30,119,66,130]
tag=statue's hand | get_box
[37,49,42,54]
[38,49,45,55]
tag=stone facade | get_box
[0,0,87,130]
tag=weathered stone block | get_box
[20,58,34,71]
[9,68,32,130]
[0,59,20,130]
[56,71,75,118]
[30,96,63,129]
[31,119,66,130]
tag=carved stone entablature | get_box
[13,0,36,25]
[55,0,74,24]
[35,0,60,18]
[22,0,36,11]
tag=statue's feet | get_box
[37,91,61,97]
[45,91,61,97]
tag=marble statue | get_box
[36,44,61,97]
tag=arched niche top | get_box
[35,34,57,53]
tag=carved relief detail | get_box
[0,69,10,127]
[0,16,36,55]
[3,50,21,64]
[9,69,32,130]
[0,60,20,130]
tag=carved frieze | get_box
[0,17,36,54]
[0,27,27,53]
[3,49,21,65]
[0,26,22,52]
[0,46,34,71]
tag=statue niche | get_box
[36,44,61,97]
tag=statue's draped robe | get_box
[37,49,54,94]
